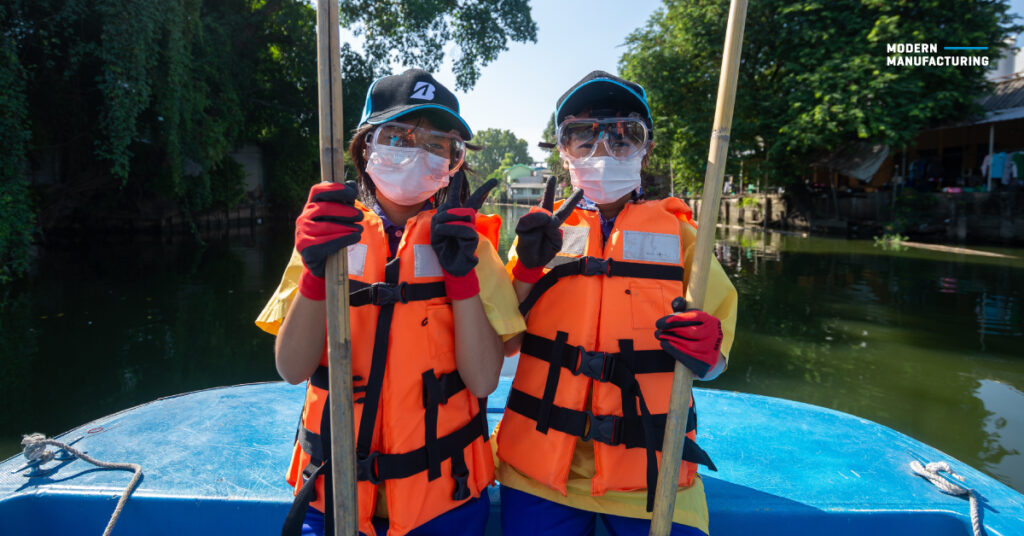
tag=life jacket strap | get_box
[519,256,684,315]
[422,370,468,481]
[349,280,447,307]
[520,333,675,389]
[504,388,713,468]
[355,410,487,485]
[282,460,329,536]
[309,366,367,398]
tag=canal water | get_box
[2,204,1022,494]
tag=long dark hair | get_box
[347,112,478,208]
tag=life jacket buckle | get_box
[356,452,383,484]
[450,466,471,501]
[369,282,408,306]
[573,349,615,382]
[582,411,622,446]
[580,256,611,276]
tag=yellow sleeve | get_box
[475,239,527,341]
[254,248,304,336]
[679,221,738,360]
[254,243,526,341]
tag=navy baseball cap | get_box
[555,70,653,133]
[358,68,472,140]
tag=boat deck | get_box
[2,381,1022,535]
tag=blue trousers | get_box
[500,486,705,536]
[301,492,490,536]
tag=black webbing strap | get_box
[519,257,685,315]
[281,460,328,536]
[355,258,400,472]
[535,331,570,434]
[449,448,471,501]
[309,366,367,401]
[356,410,487,485]
[296,426,324,468]
[422,370,468,481]
[349,280,446,307]
[614,340,660,512]
[505,388,714,469]
[520,333,675,391]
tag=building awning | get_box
[972,105,1024,125]
[928,75,1024,128]
[812,143,890,182]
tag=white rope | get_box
[22,433,143,536]
[910,460,984,536]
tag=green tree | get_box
[2,0,537,279]
[340,0,537,90]
[620,0,1021,192]
[540,113,568,184]
[0,5,34,282]
[466,128,532,185]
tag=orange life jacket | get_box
[286,204,499,536]
[496,198,714,511]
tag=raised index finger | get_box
[540,176,556,212]
[466,178,498,210]
[442,171,465,209]
[553,188,584,224]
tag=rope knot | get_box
[910,459,985,536]
[21,433,54,464]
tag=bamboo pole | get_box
[315,1,357,534]
[649,0,748,534]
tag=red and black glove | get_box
[654,297,723,379]
[430,172,498,300]
[512,178,584,283]
[295,181,363,300]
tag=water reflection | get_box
[977,380,1024,491]
[0,230,290,457]
[714,226,1024,493]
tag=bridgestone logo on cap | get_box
[410,82,436,101]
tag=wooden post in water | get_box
[649,0,747,534]
[315,0,357,534]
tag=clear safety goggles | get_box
[367,121,466,170]
[556,116,649,160]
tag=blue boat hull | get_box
[2,380,1022,535]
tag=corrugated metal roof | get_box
[980,75,1024,112]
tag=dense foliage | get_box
[0,6,34,283]
[620,0,1021,192]
[540,114,569,185]
[465,128,532,184]
[0,0,536,279]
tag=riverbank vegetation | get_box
[619,0,1021,194]
[0,0,536,280]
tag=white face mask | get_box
[366,144,451,206]
[566,150,645,204]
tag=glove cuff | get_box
[298,268,326,301]
[512,260,545,284]
[444,269,480,301]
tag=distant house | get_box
[811,54,1024,193]
[506,162,553,203]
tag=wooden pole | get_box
[315,1,357,534]
[649,0,747,533]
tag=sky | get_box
[346,0,1024,163]
[343,0,665,162]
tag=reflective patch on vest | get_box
[622,230,680,264]
[348,243,367,277]
[546,225,589,268]
[414,244,444,278]
[561,225,589,255]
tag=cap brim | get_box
[364,104,473,140]
[556,80,651,126]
